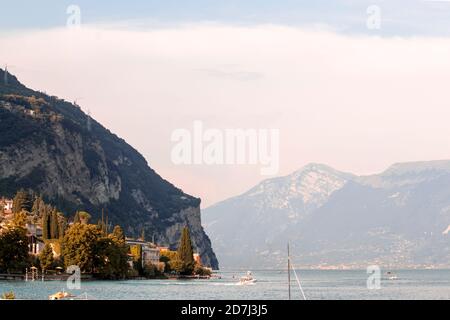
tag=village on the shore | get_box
[0,190,212,281]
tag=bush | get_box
[194,264,212,276]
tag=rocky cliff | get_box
[0,68,218,269]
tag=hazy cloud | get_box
[1,24,450,206]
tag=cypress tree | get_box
[50,210,59,239]
[12,190,30,214]
[31,196,40,215]
[177,226,195,275]
[58,214,67,239]
[40,243,54,272]
[42,211,49,240]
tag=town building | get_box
[126,238,161,267]
[28,234,44,255]
[26,223,44,255]
[0,198,13,215]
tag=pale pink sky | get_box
[2,24,450,207]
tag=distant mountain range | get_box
[0,68,218,268]
[203,162,450,269]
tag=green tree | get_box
[159,250,178,272]
[130,244,143,274]
[176,226,195,275]
[194,264,211,276]
[42,211,50,240]
[0,226,29,273]
[40,243,54,272]
[94,236,129,279]
[12,190,31,214]
[31,196,45,216]
[50,210,59,239]
[58,213,67,240]
[62,223,100,272]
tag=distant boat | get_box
[238,271,256,285]
[385,271,398,280]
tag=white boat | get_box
[238,271,256,285]
[385,272,398,280]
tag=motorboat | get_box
[239,271,256,285]
[385,271,398,280]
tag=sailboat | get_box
[287,243,307,300]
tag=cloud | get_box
[197,67,264,81]
[1,24,450,206]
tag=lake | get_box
[0,269,449,300]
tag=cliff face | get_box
[0,69,218,269]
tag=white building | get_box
[126,239,161,266]
[142,246,160,265]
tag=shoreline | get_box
[0,273,213,282]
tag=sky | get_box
[2,1,450,207]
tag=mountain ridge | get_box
[204,161,450,269]
[0,68,218,268]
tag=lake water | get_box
[1,270,449,300]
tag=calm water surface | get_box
[0,270,449,300]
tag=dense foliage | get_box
[62,222,129,279]
[0,226,29,273]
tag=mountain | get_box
[0,68,218,269]
[203,162,450,269]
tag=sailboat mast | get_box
[288,242,291,300]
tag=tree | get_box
[31,196,45,216]
[50,210,59,239]
[62,223,100,272]
[58,213,67,239]
[130,244,143,274]
[94,235,129,279]
[112,225,125,242]
[78,211,91,224]
[42,210,51,240]
[40,243,54,272]
[159,250,178,272]
[0,226,29,273]
[194,264,211,276]
[12,190,31,214]
[13,211,27,227]
[176,226,195,275]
